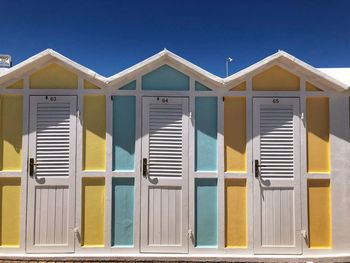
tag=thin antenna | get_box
[226,57,233,77]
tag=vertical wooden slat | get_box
[81,177,105,247]
[112,96,136,171]
[306,97,330,173]
[111,178,134,247]
[195,178,217,247]
[308,179,332,248]
[83,95,106,171]
[1,95,23,171]
[195,97,218,172]
[224,97,246,172]
[0,178,21,247]
[225,179,247,248]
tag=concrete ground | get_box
[0,255,350,263]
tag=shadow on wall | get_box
[0,95,23,171]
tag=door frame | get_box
[26,95,78,253]
[140,96,190,253]
[252,96,302,255]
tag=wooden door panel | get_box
[253,97,301,255]
[141,97,189,253]
[27,96,77,253]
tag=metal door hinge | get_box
[300,112,304,120]
[301,229,307,239]
[301,229,308,246]
[189,112,192,119]
[74,227,81,244]
[188,229,194,243]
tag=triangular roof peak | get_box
[0,48,107,86]
[224,50,348,91]
[107,49,222,86]
[0,48,348,91]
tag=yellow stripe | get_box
[224,97,246,172]
[306,81,322,91]
[225,179,247,248]
[0,178,21,247]
[0,95,23,171]
[84,80,100,89]
[83,95,106,171]
[252,65,300,91]
[306,97,330,173]
[6,79,23,89]
[82,177,105,247]
[230,82,246,91]
[308,179,332,248]
[30,63,77,89]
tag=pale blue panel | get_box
[195,178,218,247]
[112,178,134,247]
[113,96,136,171]
[120,80,136,90]
[195,97,218,172]
[195,81,212,91]
[142,65,189,90]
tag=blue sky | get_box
[1,0,350,77]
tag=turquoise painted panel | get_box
[113,96,136,171]
[112,178,134,247]
[195,178,218,247]
[195,81,212,91]
[120,80,136,90]
[142,65,189,90]
[195,97,218,172]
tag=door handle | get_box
[142,158,148,178]
[29,158,38,178]
[254,159,265,178]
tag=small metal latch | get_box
[301,112,304,120]
[189,112,192,119]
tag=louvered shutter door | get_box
[27,96,76,253]
[148,103,183,177]
[259,104,294,178]
[35,102,71,177]
[253,98,302,255]
[141,97,189,253]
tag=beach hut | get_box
[0,49,349,259]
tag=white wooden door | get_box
[253,97,302,254]
[27,96,77,253]
[141,97,189,253]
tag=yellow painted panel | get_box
[225,179,247,248]
[224,97,246,172]
[306,81,322,91]
[306,97,330,173]
[0,178,21,247]
[82,177,105,247]
[230,82,246,91]
[308,179,332,248]
[83,95,106,171]
[30,63,77,89]
[252,65,300,91]
[0,95,23,171]
[84,80,100,89]
[6,80,23,89]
